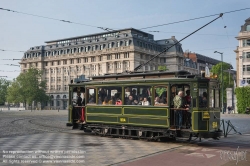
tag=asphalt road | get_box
[0,110,249,166]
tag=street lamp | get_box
[214,51,224,114]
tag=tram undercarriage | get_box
[71,122,221,142]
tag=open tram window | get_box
[98,86,122,105]
[199,88,208,108]
[124,86,151,105]
[170,84,190,108]
[154,86,168,106]
[86,88,96,105]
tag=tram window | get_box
[215,89,219,107]
[199,88,208,108]
[154,86,168,106]
[87,88,96,105]
[98,86,122,105]
[124,86,151,105]
[209,89,214,108]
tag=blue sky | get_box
[1,0,249,80]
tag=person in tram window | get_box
[102,97,109,105]
[142,97,150,106]
[115,98,122,105]
[173,91,186,129]
[154,96,160,105]
[76,92,82,106]
[137,97,143,105]
[126,95,136,105]
[98,97,102,105]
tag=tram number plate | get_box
[212,122,218,128]
[202,111,210,119]
[120,118,126,122]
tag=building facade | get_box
[20,28,189,109]
[235,17,250,87]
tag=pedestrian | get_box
[227,106,232,114]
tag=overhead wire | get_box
[148,30,235,36]
[0,49,25,52]
[0,7,115,31]
[1,7,250,32]
[140,7,250,30]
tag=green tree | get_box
[0,78,10,105]
[7,68,49,108]
[235,87,250,113]
[158,65,168,71]
[211,62,234,101]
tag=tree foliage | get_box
[235,87,250,113]
[7,68,49,106]
[0,78,10,105]
[211,62,234,101]
[158,65,168,71]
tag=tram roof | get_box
[90,70,197,81]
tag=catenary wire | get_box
[140,7,250,30]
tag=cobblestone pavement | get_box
[0,110,249,166]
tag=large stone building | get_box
[235,17,250,87]
[20,28,193,109]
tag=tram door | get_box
[71,87,86,123]
[169,84,191,128]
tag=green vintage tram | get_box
[66,70,222,141]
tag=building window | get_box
[70,59,74,64]
[115,54,120,59]
[91,57,96,62]
[124,61,130,69]
[99,56,102,61]
[107,63,111,70]
[140,54,143,59]
[243,39,250,47]
[115,62,121,69]
[108,43,112,48]
[117,42,120,47]
[51,62,54,66]
[100,45,103,50]
[77,58,81,63]
[107,55,112,60]
[98,64,102,70]
[124,53,129,58]
[84,58,88,63]
[81,47,84,52]
[247,25,250,31]
[64,85,67,90]
[63,60,67,65]
[125,41,129,46]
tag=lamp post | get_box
[214,51,224,114]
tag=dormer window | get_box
[247,25,250,31]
